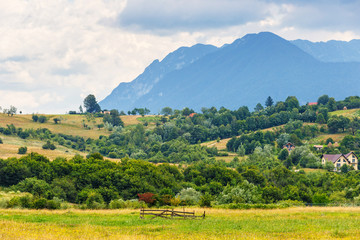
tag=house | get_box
[321,152,358,171]
[283,142,295,152]
[313,145,323,151]
[308,102,318,106]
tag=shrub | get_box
[109,199,148,209]
[38,116,47,123]
[15,178,52,198]
[217,181,262,204]
[109,199,126,209]
[18,146,27,154]
[42,141,56,150]
[176,188,201,205]
[199,193,212,207]
[86,191,105,209]
[313,193,330,206]
[18,131,30,139]
[0,138,2,144]
[0,198,9,208]
[32,198,48,209]
[32,114,38,122]
[46,198,61,209]
[138,192,156,205]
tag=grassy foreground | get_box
[0,207,360,239]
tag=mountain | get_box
[292,39,360,62]
[99,44,218,111]
[100,32,360,112]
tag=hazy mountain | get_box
[292,39,360,62]
[99,44,218,111]
[100,32,360,112]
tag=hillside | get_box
[100,32,360,113]
[0,113,143,160]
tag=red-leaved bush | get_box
[138,192,156,204]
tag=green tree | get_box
[161,107,173,116]
[84,94,101,113]
[285,96,299,111]
[265,96,274,107]
[348,117,360,135]
[32,114,38,122]
[53,118,61,124]
[278,148,289,160]
[317,95,330,105]
[326,97,337,111]
[103,110,124,127]
[18,146,27,154]
[254,103,264,112]
[316,113,326,124]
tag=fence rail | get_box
[140,208,205,220]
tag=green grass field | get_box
[0,207,360,239]
[329,108,360,118]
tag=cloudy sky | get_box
[1,0,359,113]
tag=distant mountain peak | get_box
[100,32,360,112]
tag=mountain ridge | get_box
[100,32,360,112]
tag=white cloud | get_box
[0,0,359,114]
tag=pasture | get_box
[0,207,360,239]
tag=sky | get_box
[1,0,360,114]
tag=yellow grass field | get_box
[0,135,86,160]
[0,207,360,239]
[329,108,360,118]
[0,113,145,160]
[0,113,143,139]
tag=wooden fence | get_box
[140,208,205,220]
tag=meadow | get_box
[0,207,359,239]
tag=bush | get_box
[15,178,52,198]
[0,138,2,144]
[18,131,30,139]
[86,191,105,209]
[38,116,47,123]
[176,188,201,205]
[109,199,126,209]
[33,198,48,209]
[137,192,156,205]
[32,114,38,122]
[199,193,212,207]
[217,181,262,204]
[42,141,56,150]
[46,198,61,209]
[18,146,27,154]
[0,198,9,208]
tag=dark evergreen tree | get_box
[265,96,274,107]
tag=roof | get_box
[313,145,323,148]
[345,152,358,159]
[189,113,197,117]
[308,102,318,106]
[322,154,343,163]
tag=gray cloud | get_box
[115,0,360,34]
[282,0,360,31]
[116,0,273,32]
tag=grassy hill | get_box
[0,113,145,160]
[329,108,360,118]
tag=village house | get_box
[313,145,323,151]
[321,152,358,171]
[283,142,295,152]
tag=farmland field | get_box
[0,207,360,239]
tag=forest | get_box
[0,95,360,209]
